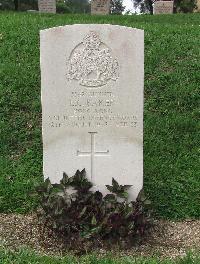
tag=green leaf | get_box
[79,206,87,218]
[118,191,129,199]
[137,189,146,202]
[44,178,52,193]
[105,184,114,193]
[91,215,97,226]
[35,185,46,194]
[112,178,119,189]
[81,168,86,178]
[128,223,135,230]
[60,172,69,186]
[52,222,57,229]
[72,169,93,192]
[94,191,103,202]
[144,199,151,205]
[104,194,116,202]
[52,183,64,192]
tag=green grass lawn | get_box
[0,247,200,264]
[0,12,199,219]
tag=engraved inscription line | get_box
[77,132,109,181]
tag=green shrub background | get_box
[0,12,199,219]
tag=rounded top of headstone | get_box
[40,24,144,34]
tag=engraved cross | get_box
[77,132,109,181]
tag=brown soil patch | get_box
[0,214,199,258]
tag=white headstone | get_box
[196,0,200,11]
[38,0,56,13]
[40,25,144,200]
[91,0,111,15]
[153,1,174,14]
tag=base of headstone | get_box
[38,0,56,14]
[27,10,39,13]
[196,0,200,11]
[91,0,111,15]
[153,1,174,14]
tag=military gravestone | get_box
[196,0,200,11]
[38,0,56,13]
[153,1,174,14]
[91,0,111,15]
[40,25,144,200]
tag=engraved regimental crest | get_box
[67,31,119,87]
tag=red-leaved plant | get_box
[36,169,152,245]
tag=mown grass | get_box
[0,12,199,218]
[0,247,200,264]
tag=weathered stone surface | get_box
[91,0,111,15]
[196,0,200,11]
[153,1,174,14]
[40,24,144,200]
[38,0,56,13]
